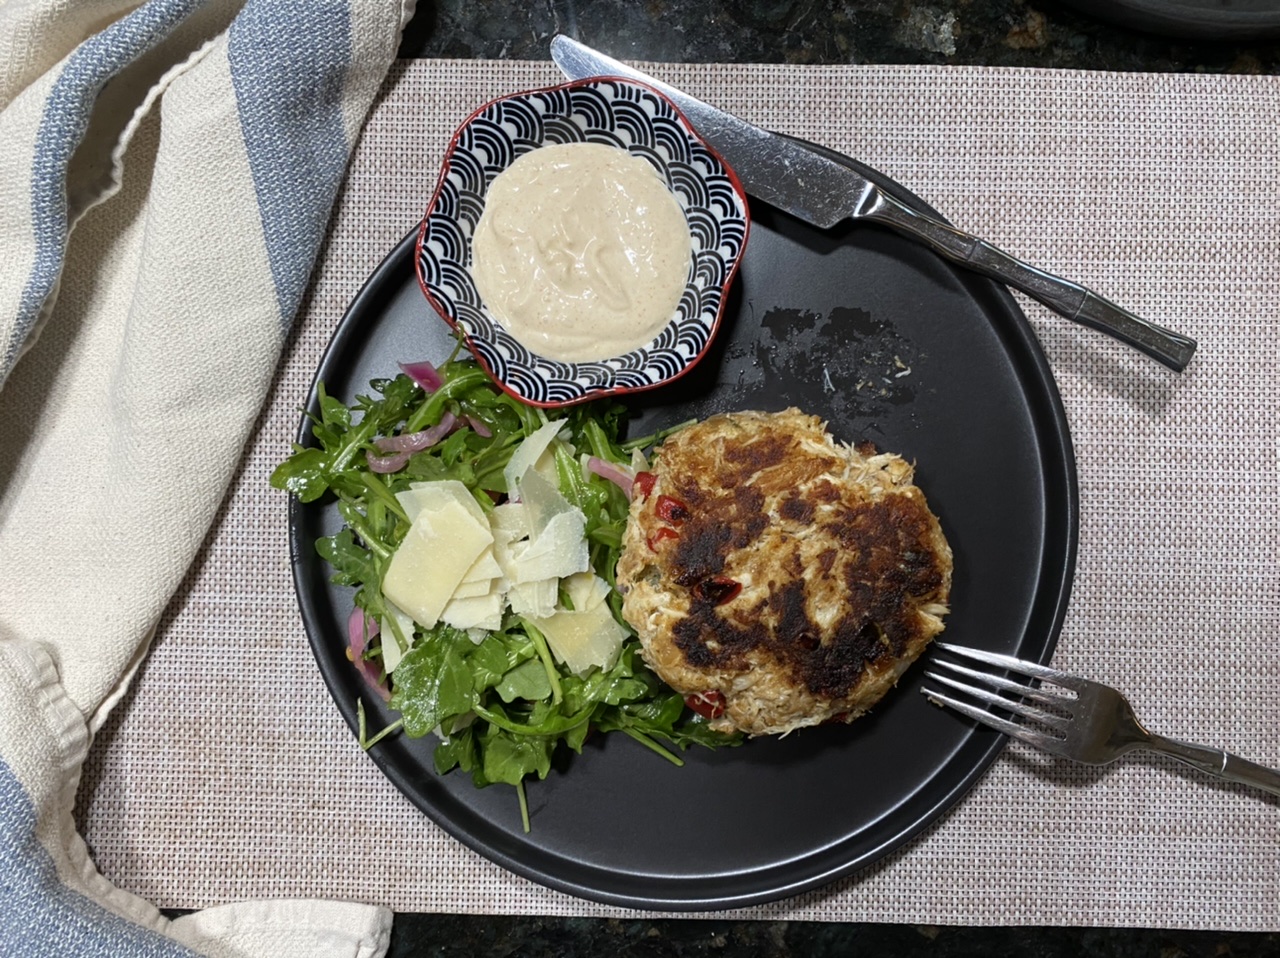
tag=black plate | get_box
[288,157,1078,910]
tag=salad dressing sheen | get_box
[470,142,692,363]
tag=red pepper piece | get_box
[646,527,679,551]
[634,471,656,500]
[655,494,690,524]
[693,576,741,605]
[684,690,726,720]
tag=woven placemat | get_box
[76,59,1279,929]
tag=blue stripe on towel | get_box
[6,0,204,384]
[227,0,353,329]
[0,756,201,957]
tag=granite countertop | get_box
[381,914,1277,956]
[399,0,1280,73]
[370,2,1277,954]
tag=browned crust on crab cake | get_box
[616,408,952,736]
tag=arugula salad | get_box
[271,353,738,829]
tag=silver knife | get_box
[551,36,1197,373]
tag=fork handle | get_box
[1146,734,1280,799]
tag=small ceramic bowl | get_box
[415,77,750,408]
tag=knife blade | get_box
[550,35,1197,373]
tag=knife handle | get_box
[859,189,1197,372]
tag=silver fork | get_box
[923,642,1280,798]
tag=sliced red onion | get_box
[347,607,390,701]
[399,359,443,393]
[365,449,411,473]
[587,456,635,500]
[373,411,458,454]
[348,606,379,650]
[465,415,492,438]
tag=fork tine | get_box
[931,659,1072,707]
[933,642,1084,690]
[924,672,1071,732]
[921,687,1067,756]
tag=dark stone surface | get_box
[377,915,1280,957]
[349,3,1280,954]
[398,0,1280,73]
[157,910,1279,957]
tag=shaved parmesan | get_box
[508,578,559,618]
[563,572,610,612]
[441,591,504,631]
[395,490,421,521]
[382,500,492,629]
[461,547,503,584]
[383,465,598,652]
[396,479,486,525]
[510,511,588,581]
[515,468,573,533]
[491,470,588,586]
[531,602,628,676]
[451,577,495,600]
[490,531,521,582]
[490,502,529,537]
[503,420,566,498]
[380,602,417,673]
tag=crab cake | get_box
[616,408,952,736]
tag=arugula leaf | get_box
[562,716,592,754]
[472,699,593,737]
[479,724,554,787]
[269,447,332,502]
[433,725,478,776]
[315,530,376,586]
[319,391,352,432]
[560,654,651,713]
[468,630,535,690]
[496,658,553,704]
[668,716,743,750]
[390,627,475,736]
[604,690,686,732]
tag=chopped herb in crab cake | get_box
[616,408,952,737]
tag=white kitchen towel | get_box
[0,1,409,955]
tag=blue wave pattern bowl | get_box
[415,77,750,407]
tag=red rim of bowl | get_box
[413,75,751,409]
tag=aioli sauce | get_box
[470,142,692,363]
